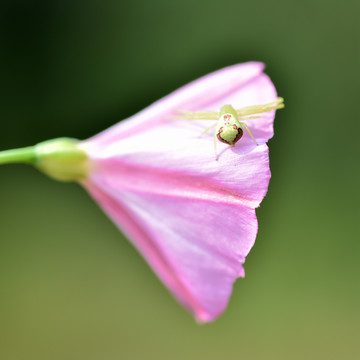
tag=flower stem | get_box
[0,138,90,182]
[0,146,36,165]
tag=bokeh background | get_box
[1,1,359,359]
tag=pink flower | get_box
[79,62,281,322]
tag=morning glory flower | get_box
[0,62,283,322]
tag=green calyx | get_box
[35,138,89,182]
[0,138,90,182]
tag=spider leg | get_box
[199,123,218,137]
[240,122,258,145]
[237,97,284,117]
[237,115,260,121]
[174,110,219,120]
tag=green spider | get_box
[176,97,284,160]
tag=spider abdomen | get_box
[217,125,243,145]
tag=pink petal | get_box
[80,62,279,322]
[87,62,276,149]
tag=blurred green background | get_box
[0,0,359,359]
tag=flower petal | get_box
[87,62,276,149]
[80,63,279,321]
[81,141,270,321]
[82,144,269,321]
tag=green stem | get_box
[0,146,37,165]
[0,138,89,182]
